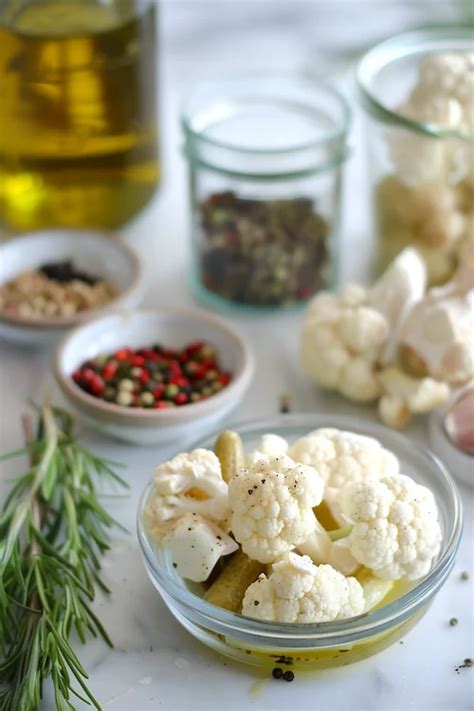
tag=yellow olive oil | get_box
[0,0,160,231]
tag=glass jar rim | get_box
[137,413,462,646]
[356,27,474,141]
[180,76,351,178]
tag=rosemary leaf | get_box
[0,405,127,711]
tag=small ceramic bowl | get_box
[54,308,254,445]
[0,230,144,347]
[138,414,462,671]
[429,409,473,489]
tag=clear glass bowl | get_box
[137,414,462,670]
[181,78,350,312]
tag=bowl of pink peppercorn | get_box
[54,308,254,445]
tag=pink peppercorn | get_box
[138,369,150,384]
[115,348,132,361]
[90,376,104,395]
[154,400,170,409]
[102,362,117,381]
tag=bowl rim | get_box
[0,230,143,330]
[54,306,254,423]
[137,412,463,642]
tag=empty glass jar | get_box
[182,77,350,310]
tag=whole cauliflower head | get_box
[242,553,365,623]
[228,455,324,563]
[301,288,388,403]
[342,474,442,580]
[289,427,399,490]
[145,449,229,537]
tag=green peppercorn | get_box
[164,383,179,400]
[116,390,133,406]
[140,392,155,407]
[200,345,216,359]
[93,355,108,368]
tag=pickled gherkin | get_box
[214,430,245,483]
[205,430,264,612]
[204,550,265,613]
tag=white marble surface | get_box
[1,3,473,710]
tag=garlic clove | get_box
[445,386,474,455]
[369,247,427,364]
[400,285,474,384]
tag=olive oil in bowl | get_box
[0,0,160,231]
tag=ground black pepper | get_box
[449,618,458,626]
[198,192,329,306]
[279,394,291,414]
[455,658,473,673]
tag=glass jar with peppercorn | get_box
[182,77,350,310]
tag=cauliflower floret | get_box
[378,366,450,429]
[228,455,324,564]
[301,287,388,403]
[342,474,442,580]
[289,428,399,491]
[163,513,238,582]
[246,433,289,466]
[145,449,229,537]
[298,518,360,576]
[241,553,365,623]
[289,429,399,525]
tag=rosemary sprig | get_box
[0,405,127,711]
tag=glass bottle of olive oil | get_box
[0,0,160,231]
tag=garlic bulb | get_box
[400,260,474,384]
[445,385,474,455]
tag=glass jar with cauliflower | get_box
[142,425,444,661]
[357,30,473,285]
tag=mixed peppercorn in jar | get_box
[182,78,350,309]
